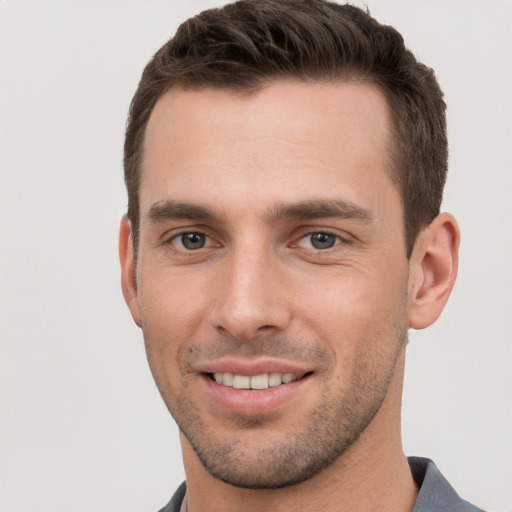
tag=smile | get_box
[204,369,314,415]
[212,372,307,389]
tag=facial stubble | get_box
[147,321,408,490]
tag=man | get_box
[119,1,483,511]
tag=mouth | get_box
[198,359,316,415]
[209,371,313,390]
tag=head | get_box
[124,0,448,260]
[120,0,458,492]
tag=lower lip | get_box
[202,374,312,416]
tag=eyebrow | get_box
[146,198,373,224]
[268,199,374,223]
[148,200,218,223]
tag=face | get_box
[126,81,412,488]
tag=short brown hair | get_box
[124,0,447,257]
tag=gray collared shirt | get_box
[408,457,485,512]
[158,457,486,512]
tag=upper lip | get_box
[195,357,314,376]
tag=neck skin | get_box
[180,349,418,512]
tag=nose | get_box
[209,242,292,340]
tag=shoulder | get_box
[156,481,186,512]
[156,461,487,512]
[409,457,486,512]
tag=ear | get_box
[408,213,460,329]
[119,216,142,328]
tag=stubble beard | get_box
[151,324,408,490]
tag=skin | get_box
[120,81,459,512]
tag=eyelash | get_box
[166,231,217,251]
[164,229,346,253]
[292,231,344,250]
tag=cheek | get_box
[137,271,213,386]
[294,266,409,355]
[138,266,212,335]
[299,265,407,318]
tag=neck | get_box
[182,350,417,512]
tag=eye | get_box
[297,232,341,250]
[172,232,212,250]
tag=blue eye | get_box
[310,232,337,249]
[297,232,340,250]
[174,232,208,250]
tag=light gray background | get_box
[1,1,510,511]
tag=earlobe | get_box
[408,213,460,330]
[119,216,142,328]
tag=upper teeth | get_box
[214,372,304,390]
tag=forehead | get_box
[141,80,397,219]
